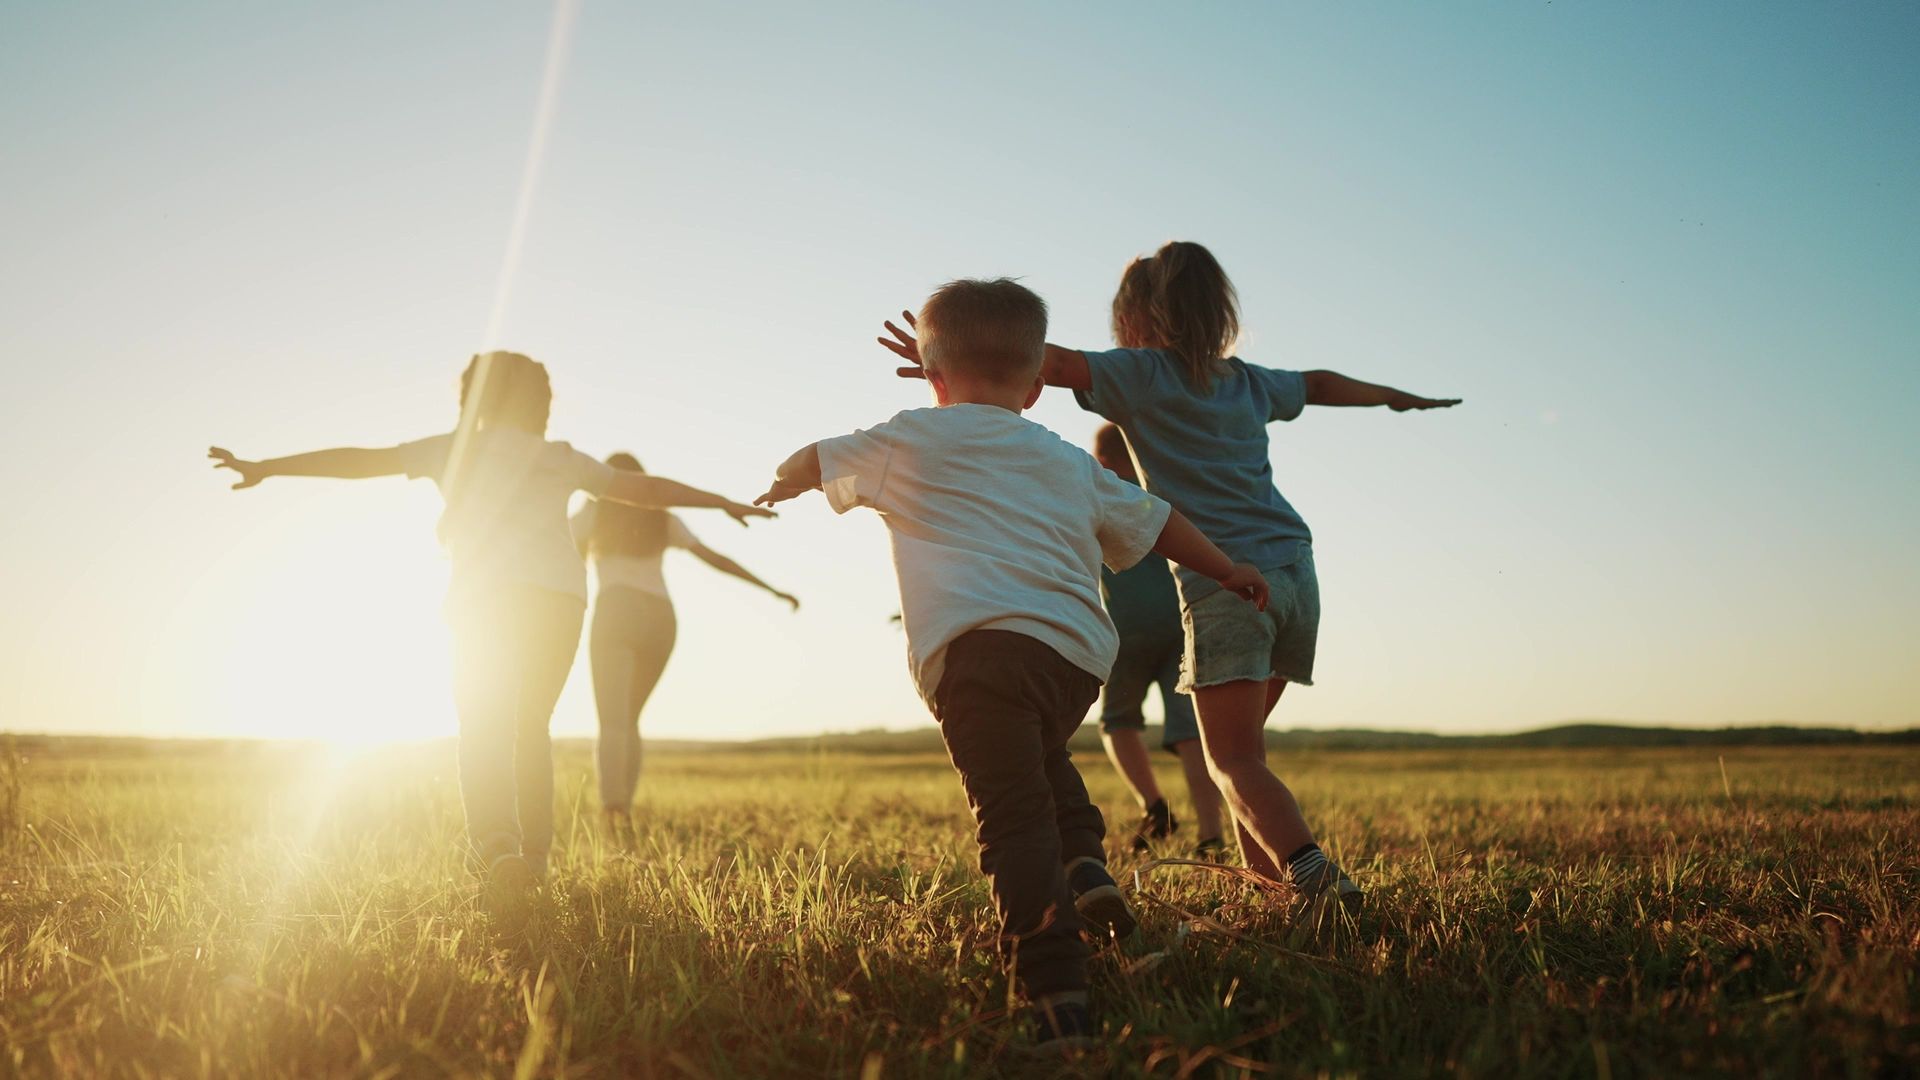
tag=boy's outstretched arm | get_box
[1152,510,1270,611]
[602,472,774,527]
[754,443,823,507]
[1302,370,1461,411]
[207,446,408,489]
[877,312,1092,391]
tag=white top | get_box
[570,505,698,599]
[817,404,1171,705]
[396,428,614,602]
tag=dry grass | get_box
[2,739,1915,1077]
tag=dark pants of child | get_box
[932,629,1106,1000]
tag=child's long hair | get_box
[458,351,552,434]
[1110,241,1241,388]
[587,453,669,558]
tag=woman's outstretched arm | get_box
[207,446,409,489]
[686,543,799,611]
[1301,371,1461,411]
[601,472,774,527]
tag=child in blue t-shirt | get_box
[882,242,1459,929]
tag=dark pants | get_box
[932,630,1105,999]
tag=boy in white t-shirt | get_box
[755,279,1267,1047]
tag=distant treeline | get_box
[4,722,1915,760]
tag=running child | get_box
[1088,422,1227,858]
[882,243,1460,928]
[209,351,772,917]
[758,279,1266,1047]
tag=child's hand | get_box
[725,500,777,526]
[1218,563,1270,611]
[208,447,268,489]
[1387,392,1462,412]
[753,478,810,509]
[878,311,925,379]
[772,591,801,612]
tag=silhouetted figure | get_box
[571,451,797,835]
[209,351,771,918]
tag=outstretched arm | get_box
[1302,370,1461,412]
[207,445,409,489]
[754,443,823,507]
[1152,509,1270,610]
[877,311,1093,391]
[601,472,774,527]
[687,543,799,611]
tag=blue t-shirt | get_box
[1074,347,1312,604]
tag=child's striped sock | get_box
[1286,842,1331,889]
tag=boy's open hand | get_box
[208,447,267,489]
[1387,392,1462,412]
[753,477,812,508]
[878,311,925,379]
[725,501,777,526]
[1218,563,1270,611]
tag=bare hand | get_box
[1388,392,1462,412]
[754,478,812,508]
[725,501,777,526]
[773,591,800,612]
[208,447,268,489]
[878,310,925,379]
[1217,563,1270,611]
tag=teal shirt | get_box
[1075,347,1313,604]
[1101,554,1183,644]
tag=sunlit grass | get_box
[1,740,1915,1076]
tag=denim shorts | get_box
[1097,632,1200,749]
[1178,549,1319,692]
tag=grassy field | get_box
[1,738,1915,1078]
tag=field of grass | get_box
[2,737,1915,1078]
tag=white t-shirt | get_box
[570,505,698,599]
[817,404,1172,705]
[396,428,615,602]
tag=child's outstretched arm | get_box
[754,443,823,508]
[1302,371,1461,411]
[877,311,1094,391]
[1153,509,1271,611]
[207,445,408,489]
[601,472,773,527]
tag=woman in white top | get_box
[573,452,798,826]
[209,353,772,911]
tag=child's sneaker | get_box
[1128,798,1177,851]
[484,852,538,926]
[1065,857,1137,941]
[1192,835,1228,861]
[1290,865,1363,936]
[1029,993,1097,1051]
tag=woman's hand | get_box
[878,311,925,379]
[725,501,777,526]
[208,447,270,489]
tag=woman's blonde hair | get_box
[458,351,552,434]
[1110,241,1241,388]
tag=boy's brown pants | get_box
[932,629,1107,999]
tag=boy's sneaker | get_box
[1065,857,1137,941]
[1290,865,1363,936]
[484,852,538,926]
[1128,798,1177,851]
[1030,993,1097,1051]
[1192,836,1229,861]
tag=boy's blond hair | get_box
[918,278,1049,385]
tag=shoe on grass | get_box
[1192,835,1228,861]
[1030,993,1097,1051]
[1065,857,1137,942]
[484,852,539,925]
[1290,865,1363,937]
[1128,797,1177,851]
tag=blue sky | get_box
[2,2,1915,742]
